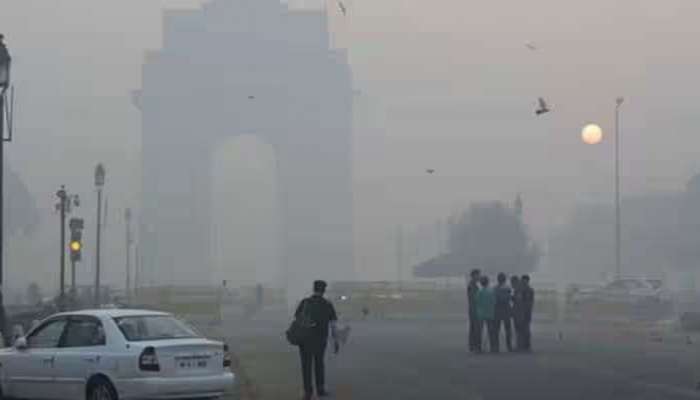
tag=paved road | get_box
[222,318,700,400]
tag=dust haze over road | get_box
[219,315,700,400]
[3,0,700,399]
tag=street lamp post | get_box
[125,207,132,302]
[614,97,624,279]
[0,33,11,338]
[582,98,624,280]
[94,164,105,307]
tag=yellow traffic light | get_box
[70,240,82,252]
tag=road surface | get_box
[221,317,700,400]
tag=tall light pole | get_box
[582,98,624,281]
[125,207,132,302]
[0,33,11,338]
[94,163,105,307]
[614,97,624,279]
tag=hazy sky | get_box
[2,0,700,290]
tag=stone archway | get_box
[137,0,354,302]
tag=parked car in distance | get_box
[568,278,670,306]
[0,309,235,400]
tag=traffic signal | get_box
[70,240,82,252]
[69,217,84,262]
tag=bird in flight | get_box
[248,95,255,100]
[426,169,435,174]
[535,97,550,116]
[525,42,537,51]
[337,1,347,16]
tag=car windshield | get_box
[114,315,200,341]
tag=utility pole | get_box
[58,188,66,303]
[125,208,132,302]
[94,164,105,307]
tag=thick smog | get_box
[1,0,700,399]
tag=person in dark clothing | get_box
[466,268,482,352]
[476,275,498,353]
[510,275,523,350]
[294,280,339,400]
[520,275,535,351]
[493,273,513,352]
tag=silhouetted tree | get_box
[666,174,700,271]
[5,165,39,238]
[448,201,540,275]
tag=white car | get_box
[0,309,235,400]
[569,278,670,306]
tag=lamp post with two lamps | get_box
[0,33,11,337]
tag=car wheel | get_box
[88,377,118,400]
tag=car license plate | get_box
[178,360,207,368]
[176,355,209,369]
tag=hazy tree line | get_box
[447,200,540,276]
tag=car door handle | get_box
[42,356,55,365]
[83,357,96,363]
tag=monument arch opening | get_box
[211,134,283,288]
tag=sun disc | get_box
[582,124,603,145]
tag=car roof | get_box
[51,309,171,319]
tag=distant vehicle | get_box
[0,309,235,400]
[568,278,670,306]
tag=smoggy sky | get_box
[2,0,700,286]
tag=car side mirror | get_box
[13,337,27,350]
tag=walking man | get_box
[520,275,535,352]
[295,280,339,399]
[467,269,481,352]
[494,273,513,352]
[476,275,498,352]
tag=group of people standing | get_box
[467,269,534,353]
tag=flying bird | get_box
[337,1,347,16]
[426,169,435,174]
[535,97,550,116]
[248,95,255,100]
[525,42,537,51]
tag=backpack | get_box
[285,299,316,346]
